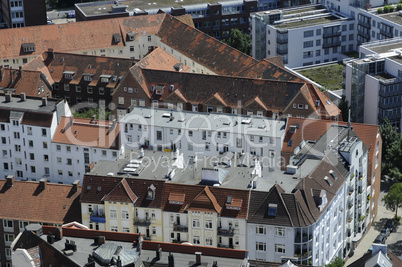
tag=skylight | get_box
[324,176,333,186]
[329,170,338,180]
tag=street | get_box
[346,176,402,266]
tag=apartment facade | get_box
[120,107,285,172]
[0,176,81,267]
[247,124,370,266]
[0,0,46,28]
[345,40,402,131]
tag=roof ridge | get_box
[186,186,222,214]
[101,178,138,203]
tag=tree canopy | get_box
[380,119,402,181]
[382,183,402,218]
[222,29,251,55]
[324,257,344,267]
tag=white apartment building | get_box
[120,107,286,173]
[247,124,369,266]
[344,39,402,129]
[251,1,402,68]
[250,6,355,68]
[0,94,71,181]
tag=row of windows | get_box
[255,225,286,236]
[256,242,285,253]
[0,124,47,136]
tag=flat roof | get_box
[360,38,402,54]
[121,107,286,138]
[88,149,262,189]
[379,11,402,25]
[0,94,61,113]
[76,0,246,17]
[275,15,343,29]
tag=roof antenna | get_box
[347,109,351,142]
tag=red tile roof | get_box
[102,178,138,203]
[0,178,81,224]
[52,116,120,149]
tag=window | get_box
[4,234,14,243]
[43,141,48,149]
[205,220,212,229]
[110,226,118,232]
[29,153,35,160]
[3,220,13,229]
[256,225,266,234]
[56,144,61,151]
[193,236,200,244]
[99,87,105,95]
[1,137,6,144]
[42,128,47,136]
[256,242,266,251]
[27,126,32,135]
[102,150,107,157]
[192,219,200,228]
[28,140,33,147]
[156,131,162,140]
[275,227,285,237]
[67,158,72,165]
[118,97,124,105]
[64,84,70,91]
[148,35,151,42]
[30,166,36,173]
[316,29,321,35]
[15,145,21,152]
[205,237,213,246]
[275,244,286,253]
[14,132,20,139]
[66,146,71,152]
[110,209,117,219]
[304,30,314,37]
[122,210,129,220]
[303,41,313,48]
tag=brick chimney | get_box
[39,178,47,190]
[72,180,80,192]
[98,236,106,245]
[55,227,63,240]
[0,65,3,81]
[18,66,22,78]
[6,175,14,187]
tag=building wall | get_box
[363,75,380,125]
[105,201,135,232]
[135,207,163,242]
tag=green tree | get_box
[382,183,402,218]
[73,107,111,120]
[386,138,402,181]
[338,96,349,122]
[378,7,384,13]
[222,29,251,55]
[380,118,400,172]
[325,257,344,267]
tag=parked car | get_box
[385,219,397,233]
[65,11,75,18]
[374,234,387,244]
[380,227,390,238]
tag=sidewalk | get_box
[345,199,401,266]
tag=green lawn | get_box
[296,64,344,91]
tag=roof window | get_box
[22,43,35,53]
[268,203,277,216]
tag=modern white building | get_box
[120,107,286,173]
[344,39,402,130]
[246,124,369,266]
[251,1,402,68]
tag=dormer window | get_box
[113,33,121,43]
[168,192,185,205]
[63,71,75,80]
[83,73,93,82]
[267,203,277,216]
[100,75,111,83]
[147,184,156,200]
[22,43,35,53]
[127,32,135,41]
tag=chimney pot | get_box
[72,180,80,192]
[98,236,106,245]
[20,92,26,101]
[6,175,14,186]
[5,93,12,102]
[55,227,63,240]
[195,252,202,265]
[168,252,174,267]
[39,178,47,190]
[42,97,47,106]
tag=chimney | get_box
[47,234,55,244]
[5,93,12,102]
[156,244,162,260]
[42,97,47,106]
[39,178,47,190]
[195,252,202,265]
[72,180,80,192]
[0,65,3,81]
[168,252,174,267]
[55,227,63,240]
[137,234,143,253]
[48,48,54,59]
[18,66,22,78]
[98,236,106,245]
[213,261,218,267]
[6,175,14,187]
[90,115,96,123]
[20,92,26,101]
[107,119,117,135]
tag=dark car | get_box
[385,219,397,233]
[380,227,390,238]
[374,234,387,244]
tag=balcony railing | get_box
[134,218,151,226]
[323,31,341,38]
[218,243,233,249]
[90,213,106,223]
[173,223,188,232]
[323,40,341,48]
[379,101,402,110]
[217,227,234,236]
[380,28,393,38]
[358,20,371,29]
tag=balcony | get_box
[217,227,234,237]
[90,213,106,224]
[323,31,341,38]
[380,28,393,38]
[358,19,371,29]
[295,233,312,243]
[134,218,151,226]
[276,47,288,55]
[276,37,288,44]
[218,243,233,249]
[378,112,402,121]
[173,223,188,232]
[379,86,402,97]
[379,101,402,110]
[357,30,370,40]
[322,40,341,48]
